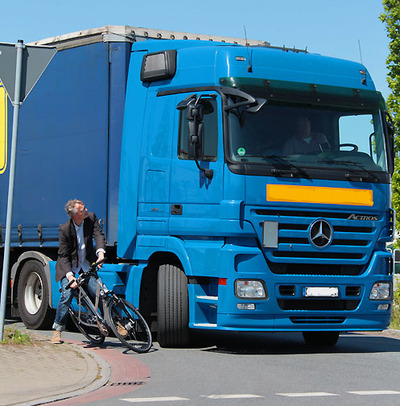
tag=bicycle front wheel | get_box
[69,295,105,345]
[105,297,152,353]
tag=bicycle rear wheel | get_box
[69,295,105,345]
[105,297,152,353]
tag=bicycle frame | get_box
[71,274,108,334]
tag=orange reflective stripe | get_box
[267,184,373,207]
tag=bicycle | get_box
[66,259,152,353]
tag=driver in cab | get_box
[282,116,330,155]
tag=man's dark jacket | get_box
[55,212,106,282]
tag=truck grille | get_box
[251,208,380,276]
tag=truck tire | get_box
[302,331,340,346]
[17,260,54,329]
[157,264,190,347]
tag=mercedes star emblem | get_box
[309,219,333,248]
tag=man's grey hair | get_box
[65,199,84,218]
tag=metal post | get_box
[0,40,24,340]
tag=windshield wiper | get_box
[262,155,310,178]
[318,159,380,182]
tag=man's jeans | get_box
[52,275,100,332]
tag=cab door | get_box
[169,91,224,237]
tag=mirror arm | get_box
[194,158,213,179]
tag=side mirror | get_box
[187,104,205,160]
[187,101,215,160]
[394,249,400,274]
[176,94,216,179]
[176,94,204,159]
[385,112,395,175]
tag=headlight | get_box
[235,280,267,299]
[369,282,391,300]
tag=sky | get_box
[0,0,391,99]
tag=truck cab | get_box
[118,40,394,346]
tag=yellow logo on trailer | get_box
[0,81,7,174]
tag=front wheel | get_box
[105,297,152,353]
[17,260,54,329]
[157,264,190,348]
[69,295,105,345]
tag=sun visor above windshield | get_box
[220,77,386,111]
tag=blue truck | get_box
[0,26,395,347]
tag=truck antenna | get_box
[358,40,367,85]
[358,39,364,65]
[244,26,253,72]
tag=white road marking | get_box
[120,397,189,403]
[121,390,400,403]
[205,394,264,399]
[276,392,338,397]
[347,390,400,396]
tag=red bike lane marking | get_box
[49,339,151,405]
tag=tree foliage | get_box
[381,0,400,240]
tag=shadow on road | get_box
[6,312,400,356]
[202,330,400,356]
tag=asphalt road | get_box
[52,328,400,406]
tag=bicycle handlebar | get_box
[91,257,107,269]
[65,258,107,290]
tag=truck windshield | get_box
[224,78,389,181]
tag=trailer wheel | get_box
[302,331,340,346]
[17,260,54,329]
[157,264,190,347]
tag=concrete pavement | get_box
[0,327,151,406]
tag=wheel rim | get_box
[24,272,43,315]
[107,299,152,352]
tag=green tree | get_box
[381,0,400,241]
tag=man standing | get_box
[51,199,106,344]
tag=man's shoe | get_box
[51,330,63,344]
[116,322,128,338]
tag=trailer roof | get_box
[29,25,270,50]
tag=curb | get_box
[17,339,111,406]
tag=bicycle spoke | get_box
[105,298,152,353]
